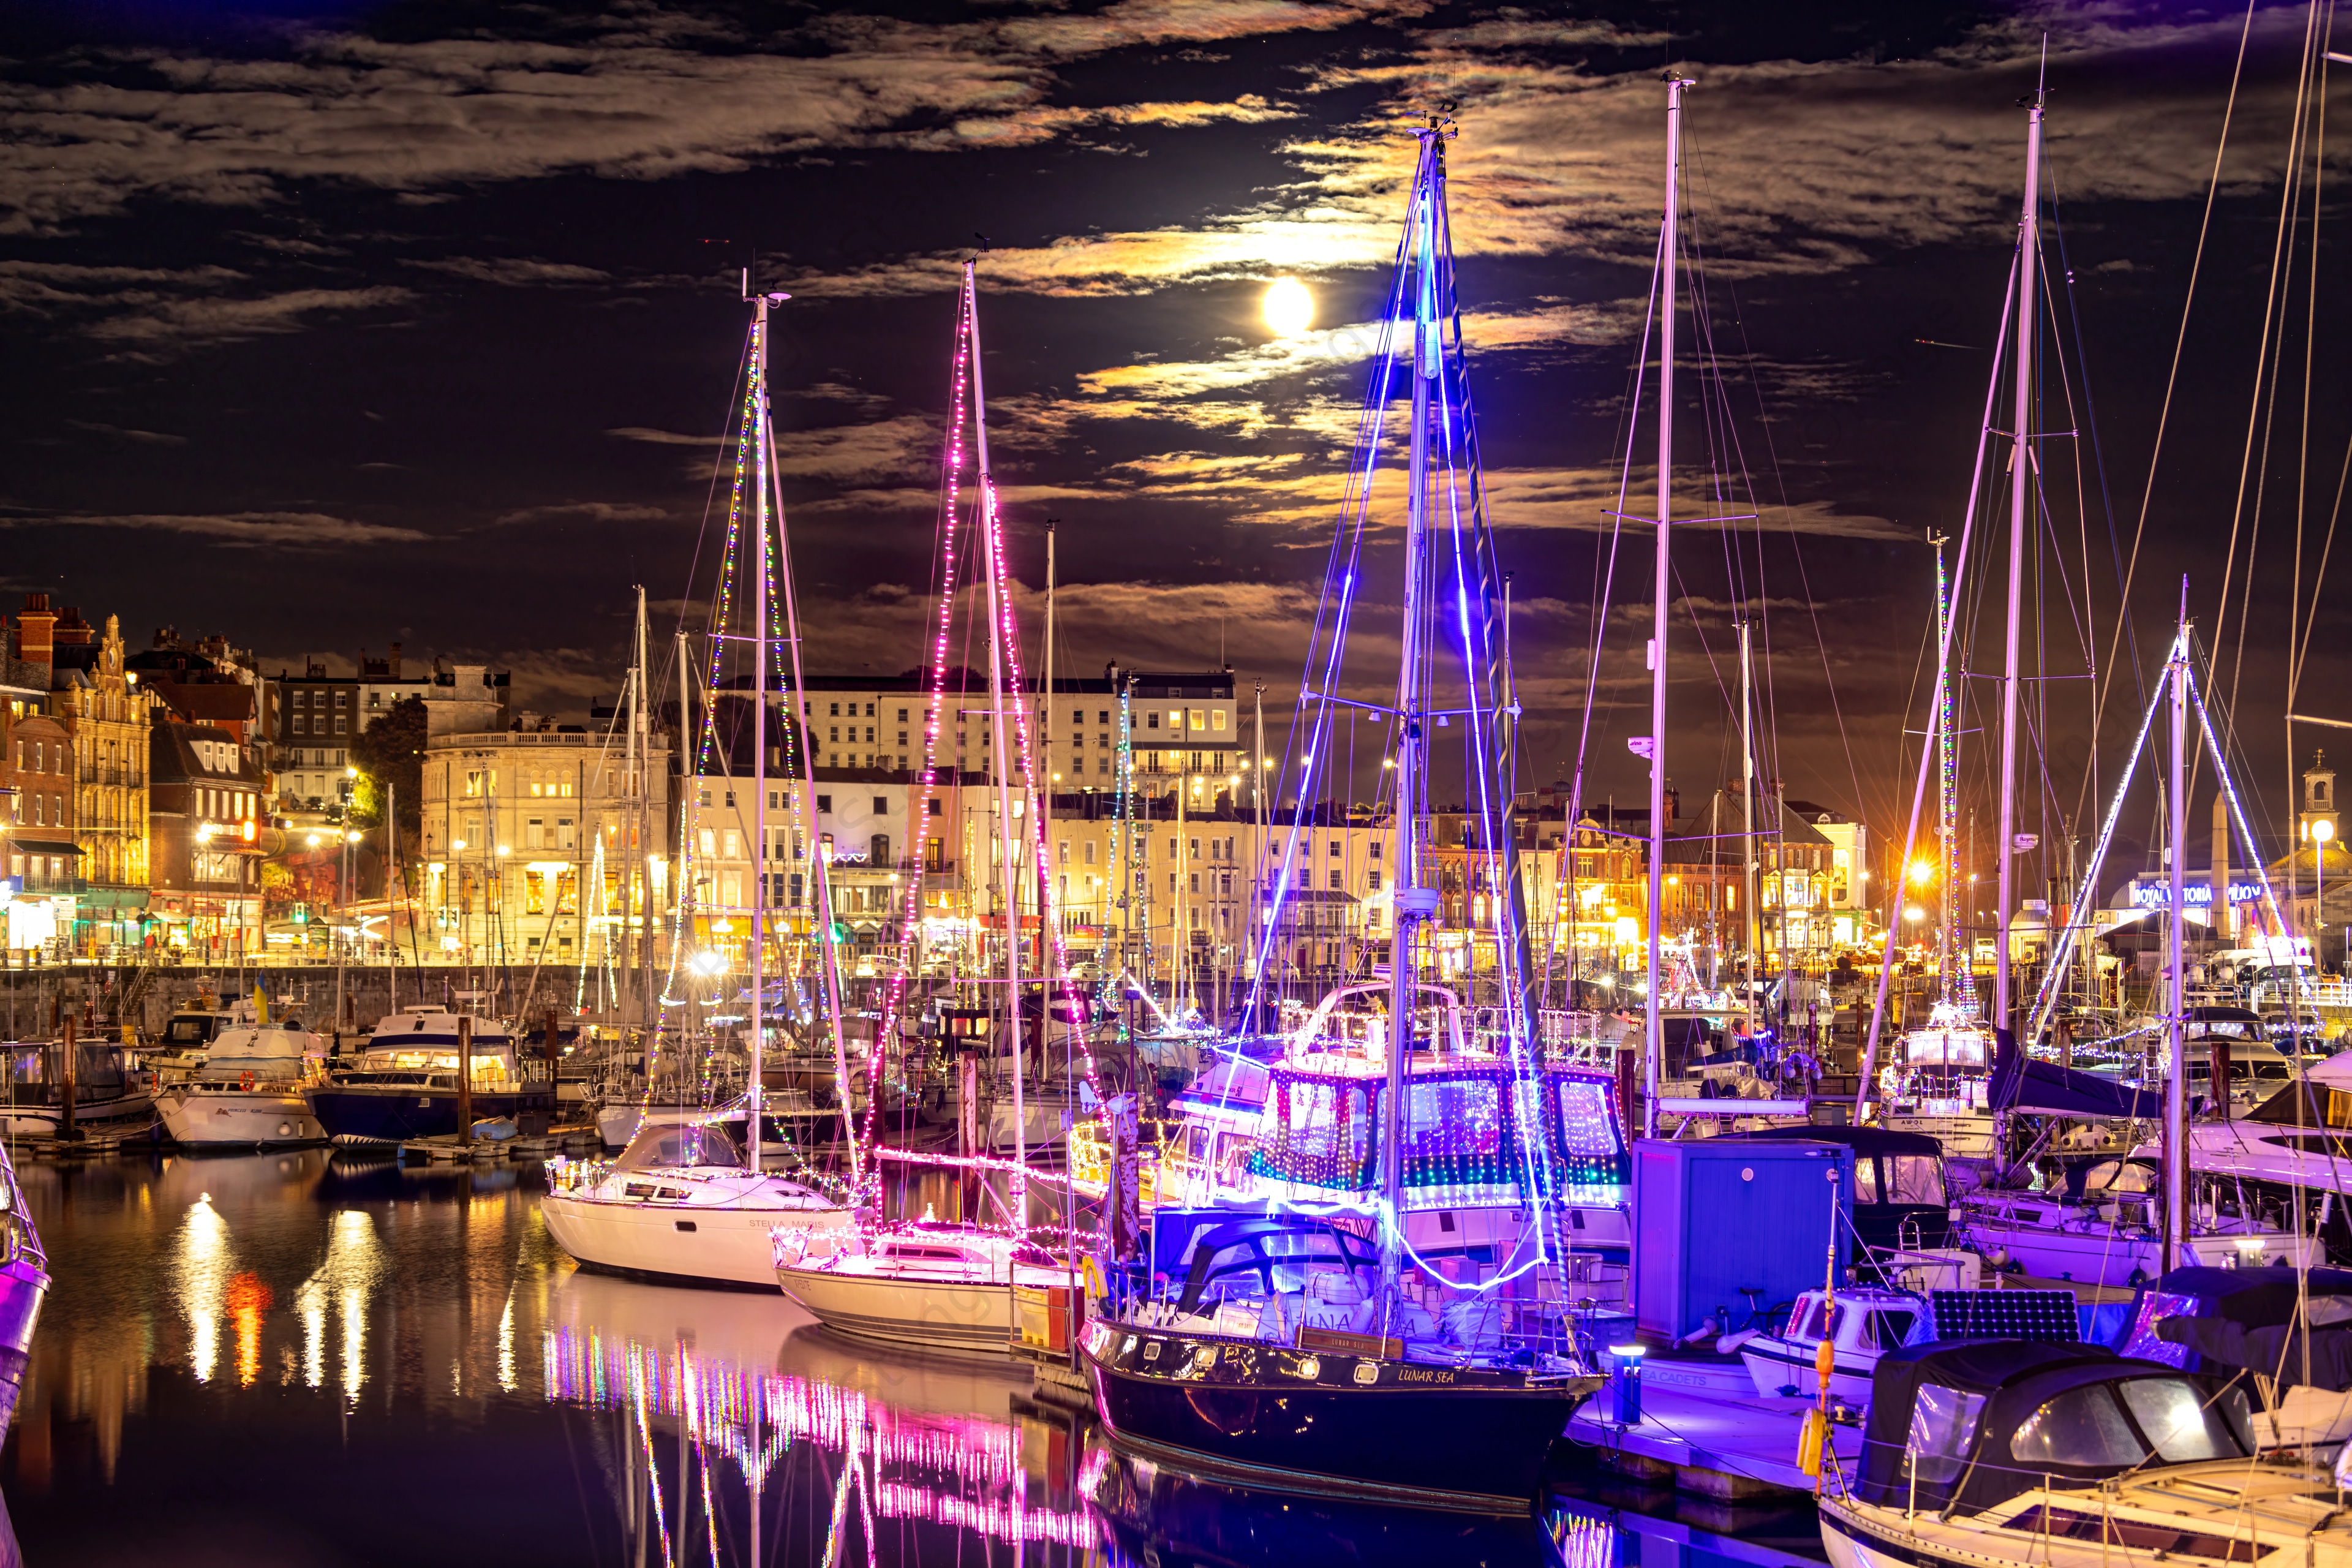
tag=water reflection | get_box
[6,1148,1765,1566]
[542,1271,1096,1560]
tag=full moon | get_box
[1263,277,1313,336]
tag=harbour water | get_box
[2,1147,1830,1566]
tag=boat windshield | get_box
[2011,1378,2251,1469]
[1888,1153,1946,1205]
[2247,1078,2352,1129]
[162,1016,219,1046]
[614,1121,746,1172]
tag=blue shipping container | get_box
[1632,1138,1853,1341]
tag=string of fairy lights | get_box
[1936,538,1977,1014]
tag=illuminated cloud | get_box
[12,511,431,548]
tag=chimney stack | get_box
[15,594,56,666]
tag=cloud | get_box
[402,256,612,286]
[0,260,414,350]
[0,4,1420,235]
[10,510,429,548]
[64,419,187,445]
[492,501,674,527]
[606,426,724,447]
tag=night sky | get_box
[1,1,2342,884]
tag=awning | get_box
[8,839,82,857]
[1987,1029,2162,1118]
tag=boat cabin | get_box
[1167,1218,1384,1317]
[1718,1127,1951,1256]
[1857,1342,2253,1516]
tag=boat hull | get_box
[542,1194,848,1289]
[773,1264,1014,1355]
[158,1089,322,1147]
[0,1090,154,1140]
[308,1085,555,1146]
[1082,1319,1593,1514]
[1967,1221,2318,1287]
[1738,1336,1876,1404]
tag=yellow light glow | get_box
[1263,277,1313,337]
[1907,859,1935,885]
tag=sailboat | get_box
[1879,533,1999,1159]
[1855,86,2047,1166]
[1079,108,1599,1513]
[540,281,851,1289]
[773,253,1088,1350]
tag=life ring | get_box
[239,1071,254,1091]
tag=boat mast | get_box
[2163,613,2188,1270]
[1995,85,2043,1033]
[1383,121,1446,1307]
[747,281,777,1172]
[1739,616,1755,1032]
[1643,75,1686,1136]
[1933,534,1972,1014]
[964,260,1027,1182]
[1042,519,1055,1075]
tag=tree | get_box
[348,696,427,848]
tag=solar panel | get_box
[1930,1289,2079,1343]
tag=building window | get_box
[1329,871,1343,890]
[1212,710,1227,731]
[291,715,307,734]
[815,795,831,814]
[1146,712,1159,729]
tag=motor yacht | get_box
[157,1016,328,1147]
[0,1033,154,1139]
[306,1009,551,1145]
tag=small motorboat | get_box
[1735,1284,1928,1404]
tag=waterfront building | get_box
[796,664,1243,805]
[417,723,668,972]
[271,647,511,813]
[0,597,76,955]
[47,611,155,951]
[148,720,266,959]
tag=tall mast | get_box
[747,284,775,1171]
[965,260,1026,1179]
[2163,616,2188,1270]
[1933,533,1972,1011]
[1643,75,1686,1137]
[618,609,638,1038]
[1996,86,2043,1031]
[636,587,652,1040]
[1383,123,1445,1306]
[1042,520,1056,1070]
[1739,616,1755,1033]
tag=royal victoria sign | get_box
[2125,876,2264,910]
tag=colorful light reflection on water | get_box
[0,1146,1809,1567]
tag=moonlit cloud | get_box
[12,511,431,548]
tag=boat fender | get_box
[2128,1266,2149,1287]
[1716,1328,1760,1354]
[1796,1407,1828,1476]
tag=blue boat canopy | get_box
[1987,1029,2162,1118]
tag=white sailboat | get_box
[542,279,850,1289]
[774,255,1084,1353]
